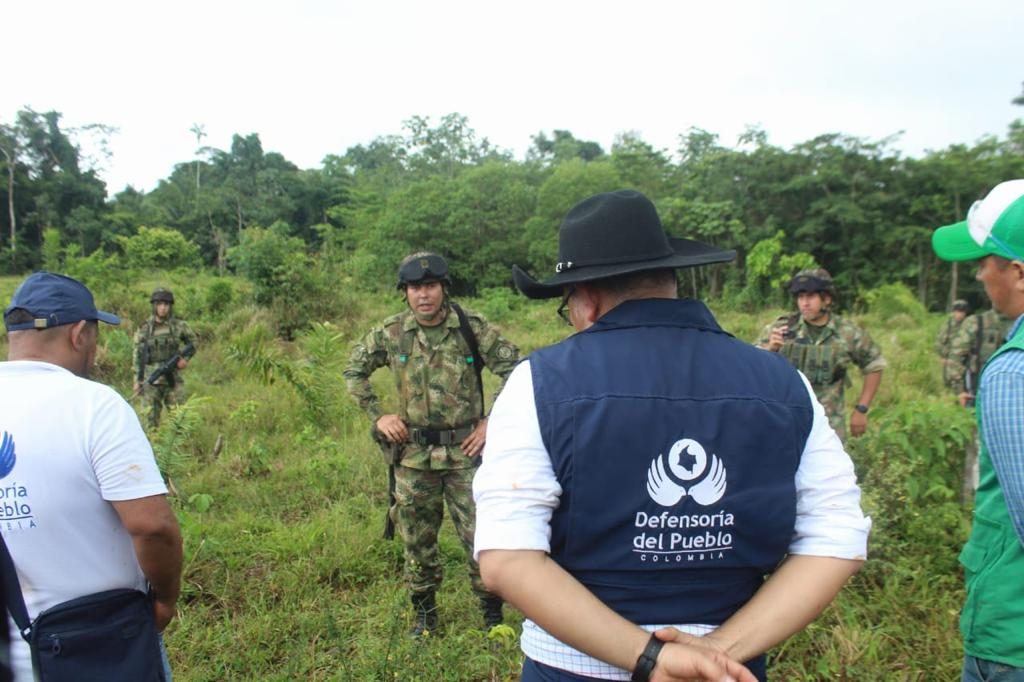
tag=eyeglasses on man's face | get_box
[557,286,576,326]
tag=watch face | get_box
[855,404,868,414]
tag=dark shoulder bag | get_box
[0,535,165,681]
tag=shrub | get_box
[860,282,927,320]
[204,279,235,317]
[118,226,201,270]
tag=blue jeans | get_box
[160,636,173,681]
[963,655,1024,682]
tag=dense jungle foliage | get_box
[0,270,978,680]
[2,107,1024,314]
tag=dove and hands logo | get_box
[0,431,16,479]
[646,438,726,507]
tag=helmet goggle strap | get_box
[402,255,448,283]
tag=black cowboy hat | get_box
[512,190,736,299]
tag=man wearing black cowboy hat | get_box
[473,190,869,681]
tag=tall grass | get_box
[0,274,974,680]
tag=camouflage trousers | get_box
[392,465,490,599]
[141,378,184,427]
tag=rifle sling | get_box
[450,302,485,417]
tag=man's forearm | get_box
[479,549,651,672]
[133,529,183,603]
[113,496,184,603]
[705,554,863,662]
[856,370,882,407]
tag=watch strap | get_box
[631,634,665,682]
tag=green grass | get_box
[0,274,973,680]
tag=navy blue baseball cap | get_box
[4,272,120,331]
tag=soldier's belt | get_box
[409,424,475,446]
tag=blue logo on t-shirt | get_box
[0,432,15,478]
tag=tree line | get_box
[3,104,1024,313]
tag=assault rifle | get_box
[964,368,976,408]
[371,425,403,540]
[132,343,195,399]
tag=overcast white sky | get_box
[5,0,1023,194]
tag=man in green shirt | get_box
[932,178,1024,680]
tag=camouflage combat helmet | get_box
[952,299,969,312]
[396,252,450,289]
[788,268,835,296]
[150,288,175,304]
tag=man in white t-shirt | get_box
[474,191,870,681]
[0,272,183,681]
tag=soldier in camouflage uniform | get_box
[133,288,196,427]
[343,252,519,637]
[946,307,1014,403]
[757,268,886,440]
[946,306,1014,504]
[935,299,970,390]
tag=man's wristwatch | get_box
[631,634,664,682]
[854,403,869,414]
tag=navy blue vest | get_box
[531,298,813,628]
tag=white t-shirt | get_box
[473,360,871,679]
[0,361,168,681]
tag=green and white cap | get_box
[932,179,1024,262]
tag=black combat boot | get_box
[409,592,438,638]
[481,596,504,629]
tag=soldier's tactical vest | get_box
[779,338,845,388]
[387,309,480,420]
[959,318,1024,667]
[530,299,812,658]
[142,318,185,366]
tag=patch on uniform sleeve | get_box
[496,345,515,360]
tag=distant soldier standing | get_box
[757,268,886,440]
[133,288,196,427]
[344,252,519,637]
[947,307,1014,406]
[936,299,970,390]
[947,305,1014,505]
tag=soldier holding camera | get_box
[757,269,886,440]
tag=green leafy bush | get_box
[860,282,928,320]
[203,279,235,317]
[118,226,201,270]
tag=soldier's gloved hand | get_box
[460,418,488,459]
[376,414,409,444]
